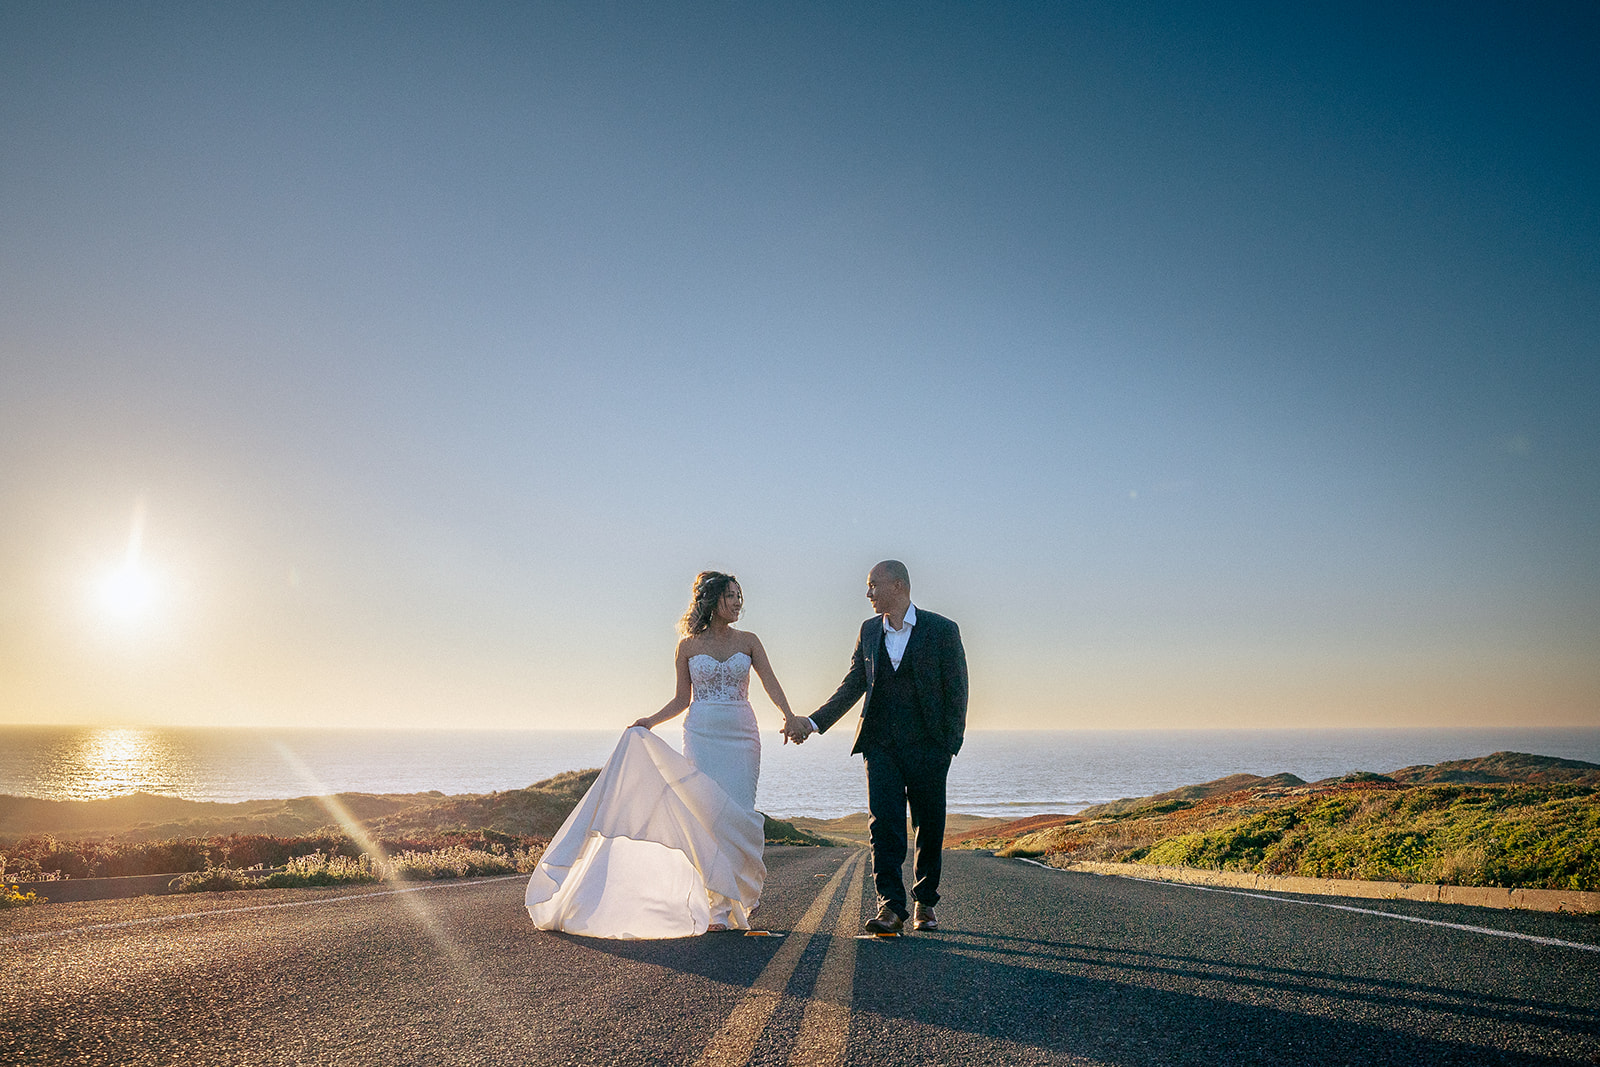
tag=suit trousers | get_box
[862,742,952,917]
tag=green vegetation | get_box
[960,753,1600,892]
[1129,784,1600,890]
[171,842,544,893]
[763,814,836,847]
[0,828,545,883]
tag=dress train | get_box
[524,726,764,939]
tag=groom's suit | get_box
[810,606,968,918]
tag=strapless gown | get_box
[524,652,766,938]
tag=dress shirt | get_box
[881,602,916,670]
[800,602,918,733]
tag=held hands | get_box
[782,714,816,745]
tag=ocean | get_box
[4,725,1597,820]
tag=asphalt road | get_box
[4,847,1598,1066]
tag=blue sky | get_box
[2,2,1596,730]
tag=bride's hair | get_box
[681,571,738,636]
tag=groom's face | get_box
[866,569,908,617]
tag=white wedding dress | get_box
[524,653,766,939]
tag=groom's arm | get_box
[809,628,869,735]
[939,618,969,754]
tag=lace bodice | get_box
[689,652,751,703]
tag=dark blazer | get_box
[810,608,968,756]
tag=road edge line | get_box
[1018,858,1600,953]
[1052,859,1600,914]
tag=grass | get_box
[1134,784,1600,889]
[0,828,545,882]
[172,842,545,893]
[762,814,836,847]
[971,781,1600,891]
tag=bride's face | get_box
[715,583,743,624]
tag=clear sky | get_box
[2,2,1596,732]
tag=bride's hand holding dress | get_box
[525,572,797,939]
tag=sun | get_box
[96,563,159,625]
[94,498,163,629]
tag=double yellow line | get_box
[695,850,869,1067]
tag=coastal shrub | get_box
[1121,783,1600,889]
[2,833,342,880]
[1135,808,1300,871]
[1300,793,1365,829]
[258,852,381,888]
[1148,799,1194,816]
[1023,779,1600,891]
[1272,785,1600,887]
[1130,833,1202,867]
[1083,822,1162,862]
[170,867,271,892]
[1011,813,1195,864]
[380,845,539,880]
[172,843,545,893]
[174,852,381,892]
[762,815,836,847]
[1108,799,1192,821]
[1,836,76,881]
[1469,794,1600,889]
[1,830,549,882]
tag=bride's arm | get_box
[632,642,693,729]
[747,635,801,738]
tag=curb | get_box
[1053,861,1600,914]
[8,869,289,904]
[8,873,188,903]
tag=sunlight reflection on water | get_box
[43,727,193,800]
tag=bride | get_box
[525,571,802,938]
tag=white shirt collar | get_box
[883,602,917,633]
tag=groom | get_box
[787,560,968,934]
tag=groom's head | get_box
[867,560,911,617]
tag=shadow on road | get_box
[841,929,1599,1066]
[530,925,1600,1065]
[508,851,1599,1064]
[544,927,783,989]
[943,930,1600,1030]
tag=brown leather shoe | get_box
[912,903,938,931]
[863,903,905,935]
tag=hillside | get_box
[0,770,602,842]
[362,770,601,838]
[0,768,833,871]
[1078,772,1309,819]
[956,752,1600,892]
[1386,751,1600,785]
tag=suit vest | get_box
[864,631,929,747]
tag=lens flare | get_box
[270,740,536,1045]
